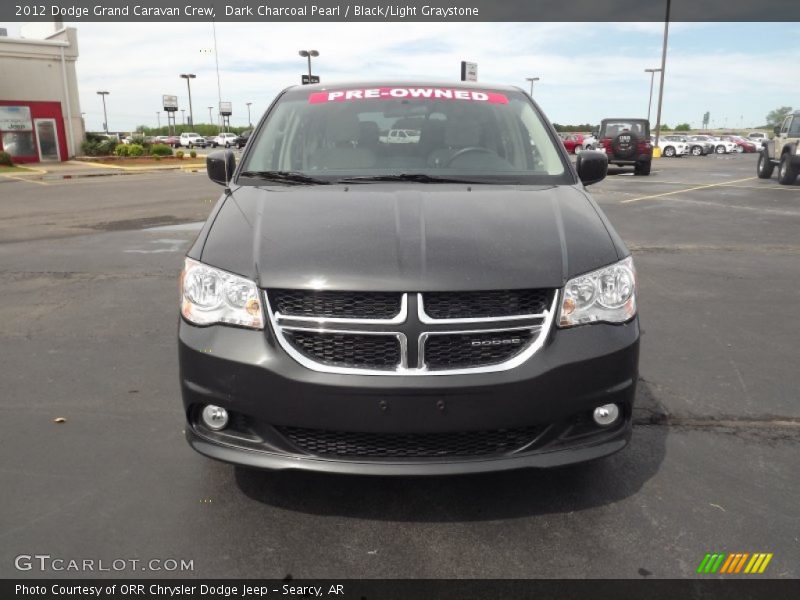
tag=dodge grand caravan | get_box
[179,81,640,475]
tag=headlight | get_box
[558,257,636,327]
[180,257,264,329]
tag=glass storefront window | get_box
[1,131,37,157]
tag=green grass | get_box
[0,165,35,174]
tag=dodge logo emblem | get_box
[471,338,522,347]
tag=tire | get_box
[736,146,744,154]
[585,145,594,151]
[691,145,702,156]
[573,145,581,155]
[715,145,726,154]
[757,151,774,179]
[634,161,652,176]
[778,153,799,185]
[663,146,676,157]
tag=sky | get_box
[2,20,799,132]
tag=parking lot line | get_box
[620,177,757,204]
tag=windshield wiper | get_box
[238,170,330,185]
[338,173,483,184]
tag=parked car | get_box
[689,135,737,154]
[747,132,768,145]
[561,133,597,154]
[650,135,689,158]
[236,129,252,149]
[180,81,638,475]
[596,118,652,174]
[721,135,758,153]
[212,132,240,148]
[757,110,800,185]
[180,132,207,148]
[685,135,716,156]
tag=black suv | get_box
[597,118,653,175]
[179,82,640,475]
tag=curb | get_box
[2,164,206,181]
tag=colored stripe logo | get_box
[697,552,773,574]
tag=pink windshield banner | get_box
[308,87,509,104]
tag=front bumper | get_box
[179,317,639,475]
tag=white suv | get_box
[179,133,207,148]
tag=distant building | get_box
[0,25,83,163]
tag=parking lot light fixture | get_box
[180,73,196,127]
[525,77,540,97]
[644,68,662,123]
[298,49,319,78]
[96,91,110,134]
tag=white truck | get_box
[379,129,421,144]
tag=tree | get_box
[660,124,671,131]
[766,106,793,126]
[674,123,691,131]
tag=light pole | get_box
[653,0,671,148]
[525,77,540,97]
[180,73,196,127]
[181,109,186,125]
[246,102,252,127]
[156,111,161,128]
[96,91,109,134]
[298,49,319,79]
[644,68,662,123]
[208,106,213,123]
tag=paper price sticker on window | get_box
[308,87,508,104]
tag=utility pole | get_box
[97,91,110,134]
[645,68,661,123]
[156,111,160,128]
[653,0,671,148]
[180,73,196,127]
[181,109,186,125]
[208,106,213,123]
[246,102,252,127]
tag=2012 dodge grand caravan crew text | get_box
[178,82,640,475]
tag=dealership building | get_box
[0,24,83,163]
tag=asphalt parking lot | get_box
[0,153,798,579]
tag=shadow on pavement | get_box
[234,379,667,522]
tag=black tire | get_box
[691,145,702,156]
[778,153,799,185]
[663,146,676,157]
[634,161,651,176]
[757,150,774,179]
[715,145,726,154]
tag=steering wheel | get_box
[444,146,492,167]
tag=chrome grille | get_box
[269,289,403,320]
[266,290,556,375]
[283,330,400,371]
[422,289,550,320]
[423,329,536,370]
[277,425,543,458]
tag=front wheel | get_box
[778,153,799,185]
[716,145,726,154]
[757,151,774,179]
[663,146,676,157]
[736,146,744,154]
[691,145,702,156]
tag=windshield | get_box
[240,85,570,185]
[600,121,648,138]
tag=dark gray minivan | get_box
[178,81,639,475]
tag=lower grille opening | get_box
[283,330,401,370]
[424,329,536,370]
[277,426,543,458]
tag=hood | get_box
[196,184,623,292]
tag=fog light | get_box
[201,405,229,431]
[593,403,620,427]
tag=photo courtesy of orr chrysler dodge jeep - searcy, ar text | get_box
[178,81,640,475]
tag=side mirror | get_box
[206,150,236,186]
[576,150,608,186]
[773,125,781,135]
